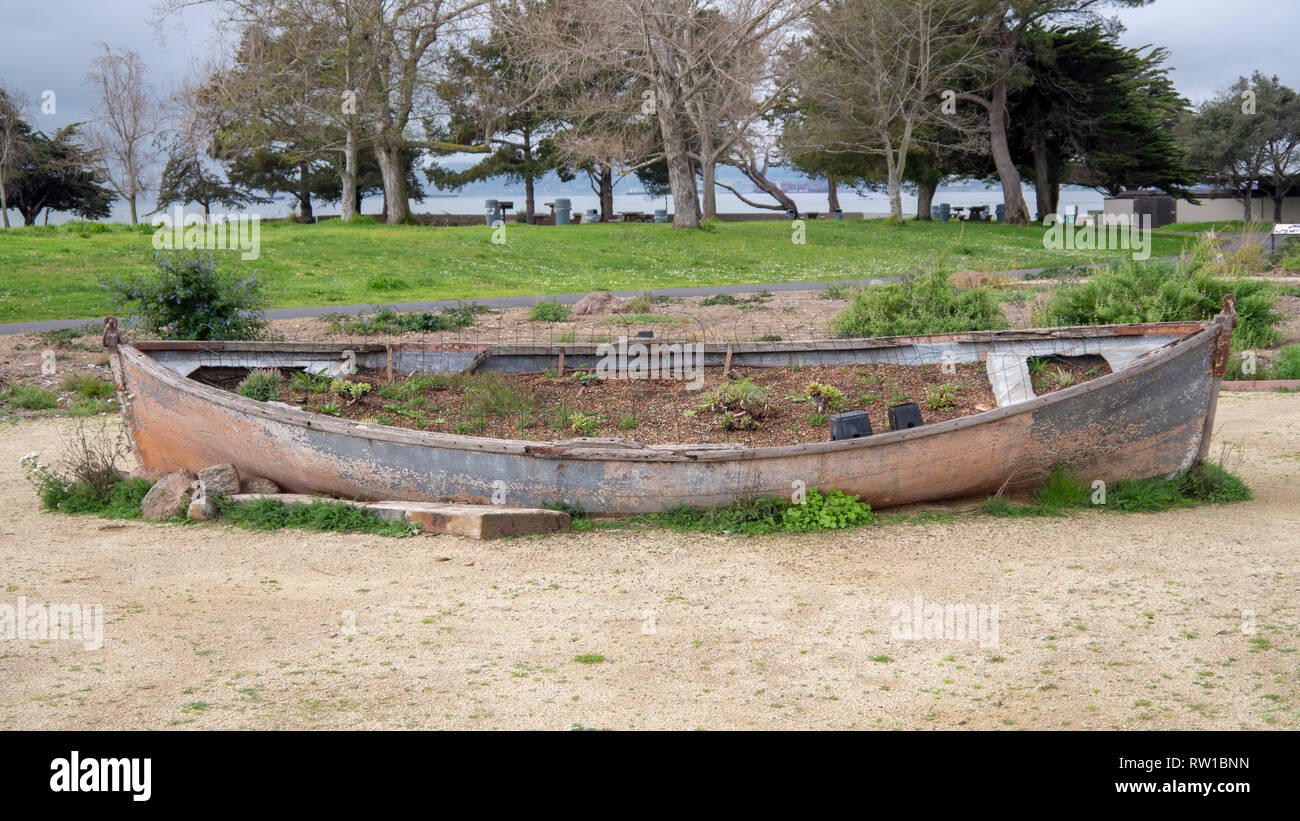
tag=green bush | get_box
[236,369,283,401]
[831,269,1006,338]
[59,372,115,399]
[781,488,875,531]
[216,497,415,537]
[530,300,570,322]
[101,252,267,340]
[323,303,484,335]
[1039,258,1283,350]
[4,382,59,409]
[1269,344,1300,380]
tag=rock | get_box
[187,495,217,521]
[198,463,241,499]
[140,469,196,521]
[241,476,280,494]
[570,291,626,316]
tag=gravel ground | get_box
[0,392,1297,730]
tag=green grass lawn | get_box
[0,217,1192,322]
[1154,220,1274,233]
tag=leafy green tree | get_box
[428,31,565,224]
[155,141,266,218]
[1008,24,1195,218]
[956,0,1153,225]
[1179,73,1297,223]
[7,124,113,226]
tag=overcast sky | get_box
[1,0,1296,138]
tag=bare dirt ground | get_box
[1,392,1296,730]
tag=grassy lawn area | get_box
[1154,220,1275,233]
[0,217,1191,322]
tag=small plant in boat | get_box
[290,371,329,393]
[926,384,957,410]
[703,376,768,430]
[329,379,373,401]
[568,412,598,435]
[795,382,846,414]
[237,369,283,401]
[1052,367,1075,388]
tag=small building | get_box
[1174,187,1300,224]
[1102,190,1177,228]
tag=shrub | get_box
[4,382,59,410]
[1039,258,1282,349]
[325,304,485,336]
[101,253,267,340]
[237,369,283,401]
[21,420,146,517]
[781,489,875,531]
[59,372,115,399]
[530,300,570,322]
[1269,344,1300,380]
[831,269,1006,338]
[216,497,415,537]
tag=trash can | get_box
[653,209,668,223]
[930,205,941,221]
[995,204,1005,223]
[555,198,571,225]
[485,199,498,226]
[833,208,843,220]
[938,203,951,222]
[784,209,798,220]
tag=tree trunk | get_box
[22,207,36,226]
[523,129,535,224]
[1032,135,1051,221]
[340,123,358,222]
[297,160,314,223]
[827,175,840,213]
[1276,195,1285,223]
[1242,186,1253,224]
[128,194,138,225]
[0,180,8,228]
[700,158,716,221]
[599,164,613,221]
[375,137,409,224]
[886,155,904,225]
[988,32,1031,226]
[916,181,936,220]
[654,79,700,229]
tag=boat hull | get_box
[110,320,1228,514]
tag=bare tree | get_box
[505,0,813,228]
[788,0,989,224]
[84,45,165,224]
[159,0,489,224]
[0,84,33,229]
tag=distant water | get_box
[8,186,1104,225]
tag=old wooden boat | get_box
[103,297,1237,514]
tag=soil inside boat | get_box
[199,357,1112,447]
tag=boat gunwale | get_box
[117,319,1221,464]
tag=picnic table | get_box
[618,211,646,222]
